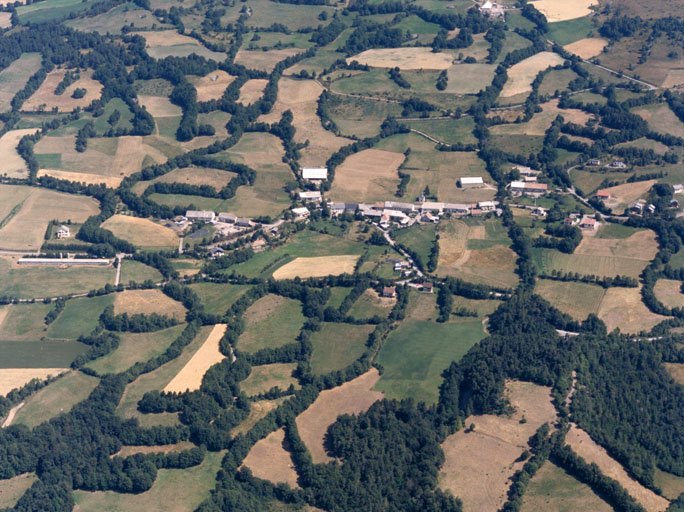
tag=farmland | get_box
[237,295,305,353]
[240,362,299,396]
[138,30,225,60]
[347,47,456,70]
[0,129,38,178]
[500,52,565,98]
[101,214,179,249]
[113,289,187,320]
[271,255,359,280]
[188,282,251,316]
[22,69,103,112]
[242,428,299,487]
[329,149,404,202]
[308,323,374,374]
[0,53,41,112]
[535,279,605,321]
[0,368,67,397]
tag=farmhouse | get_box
[291,206,310,220]
[479,0,504,17]
[630,200,645,215]
[186,210,215,222]
[564,214,580,226]
[382,286,396,298]
[478,200,497,212]
[510,181,548,197]
[420,201,444,214]
[302,168,328,182]
[420,282,434,293]
[513,165,540,177]
[56,225,70,238]
[218,213,237,224]
[579,216,598,230]
[250,239,267,251]
[587,159,601,166]
[531,207,546,217]
[458,176,484,189]
[595,189,611,200]
[236,218,252,228]
[384,201,415,213]
[298,191,322,202]
[209,246,224,258]
[379,214,390,229]
[422,212,439,223]
[607,160,627,169]
[444,203,471,215]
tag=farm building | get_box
[329,202,358,215]
[510,181,548,197]
[444,203,471,215]
[384,201,415,213]
[458,177,484,188]
[209,247,224,258]
[587,159,601,166]
[478,201,497,212]
[513,165,540,177]
[250,239,267,251]
[186,210,215,222]
[531,207,546,217]
[595,190,611,200]
[382,286,396,298]
[218,213,237,224]
[291,207,310,220]
[674,184,683,194]
[420,202,444,214]
[298,191,322,202]
[422,212,439,223]
[479,0,504,17]
[607,160,627,169]
[358,204,382,218]
[630,200,645,215]
[579,216,598,230]
[302,168,328,182]
[420,282,434,293]
[56,225,70,238]
[236,218,252,228]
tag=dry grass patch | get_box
[564,38,608,59]
[0,473,38,509]
[296,369,383,464]
[0,53,42,112]
[535,279,605,321]
[101,214,179,248]
[235,48,305,72]
[237,79,268,105]
[601,179,656,211]
[36,169,122,188]
[576,229,658,261]
[138,95,182,118]
[347,47,455,70]
[440,243,519,289]
[0,12,11,29]
[272,255,359,279]
[0,129,39,178]
[114,289,187,320]
[662,69,684,89]
[188,70,235,101]
[501,52,565,98]
[440,381,557,512]
[115,441,195,457]
[530,0,597,22]
[132,166,235,195]
[597,286,670,334]
[654,279,684,309]
[329,148,404,202]
[565,425,669,512]
[139,30,197,47]
[491,99,592,136]
[0,368,67,396]
[665,362,684,386]
[163,324,227,393]
[242,428,300,488]
[23,69,102,112]
[240,363,299,396]
[231,398,283,436]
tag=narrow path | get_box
[582,60,658,91]
[380,226,425,278]
[2,402,24,428]
[114,255,122,286]
[178,237,183,255]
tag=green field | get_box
[405,117,477,145]
[0,474,38,509]
[12,371,99,428]
[119,260,163,284]
[348,289,395,320]
[374,318,485,403]
[547,17,597,46]
[0,340,88,368]
[393,223,437,270]
[309,323,374,374]
[538,68,579,97]
[188,282,251,316]
[87,324,187,375]
[0,303,52,341]
[65,3,168,34]
[0,53,42,112]
[46,294,114,340]
[17,0,102,23]
[220,0,335,30]
[326,287,352,309]
[326,94,403,139]
[240,362,299,396]
[531,247,650,279]
[654,468,684,500]
[237,295,305,353]
[535,279,605,321]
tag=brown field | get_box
[491,99,592,137]
[139,30,198,47]
[0,368,67,396]
[329,149,404,202]
[0,128,39,179]
[440,381,557,512]
[235,48,305,73]
[138,95,182,118]
[240,362,299,396]
[565,425,669,512]
[597,286,670,334]
[530,0,597,22]
[36,169,122,188]
[258,78,352,168]
[163,324,227,393]
[662,69,684,89]
[188,70,235,102]
[296,369,384,464]
[347,47,455,70]
[237,79,268,105]
[22,69,103,112]
[115,441,195,457]
[241,428,300,488]
[576,229,658,261]
[131,167,235,195]
[0,473,37,509]
[665,362,684,386]
[632,104,684,137]
[272,255,360,280]
[114,289,187,320]
[0,12,10,28]
[654,279,684,309]
[231,398,284,436]
[500,52,566,98]
[564,38,608,59]
[535,279,606,321]
[101,214,179,248]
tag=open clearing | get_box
[0,53,42,112]
[138,95,182,118]
[240,362,299,396]
[654,279,684,309]
[238,294,305,353]
[597,286,669,334]
[163,324,226,393]
[23,69,103,112]
[500,52,565,98]
[0,473,38,509]
[235,48,304,73]
[242,428,299,487]
[329,149,404,202]
[187,282,251,316]
[115,441,195,457]
[272,255,359,280]
[237,79,268,105]
[348,288,395,320]
[535,279,605,321]
[0,129,39,178]
[296,369,384,464]
[101,214,179,248]
[0,12,11,29]
[530,0,597,22]
[114,289,187,320]
[576,229,658,261]
[0,368,67,396]
[36,169,122,188]
[347,47,455,70]
[138,30,225,60]
[188,70,235,101]
[132,166,235,195]
[632,103,684,138]
[601,180,656,212]
[440,381,557,512]
[309,323,374,375]
[446,63,497,94]
[231,398,284,436]
[491,99,592,137]
[565,425,669,512]
[564,38,608,59]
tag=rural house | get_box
[291,207,310,220]
[607,160,627,169]
[444,203,471,215]
[531,207,546,217]
[478,201,497,212]
[420,201,444,214]
[479,0,504,17]
[298,191,322,202]
[382,286,396,298]
[56,225,70,238]
[587,159,601,166]
[209,246,224,258]
[250,239,267,251]
[513,165,540,177]
[302,168,328,182]
[596,190,611,200]
[630,200,645,215]
[674,184,683,194]
[579,216,598,230]
[420,282,434,293]
[458,177,484,189]
[186,210,215,222]
[236,218,252,228]
[218,213,237,224]
[510,181,548,197]
[422,212,439,223]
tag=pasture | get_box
[221,0,335,30]
[132,166,236,195]
[0,340,87,368]
[535,279,605,321]
[328,149,404,202]
[271,255,359,280]
[500,52,565,98]
[0,128,39,178]
[654,279,684,309]
[0,12,10,28]
[0,474,38,509]
[308,323,374,375]
[22,69,103,112]
[405,117,477,145]
[163,324,226,393]
[530,0,597,22]
[101,214,179,249]
[137,95,182,118]
[65,3,167,33]
[240,362,299,396]
[491,99,592,137]
[348,288,395,320]
[546,16,596,45]
[235,48,305,73]
[138,30,226,61]
[16,0,100,23]
[118,260,163,284]
[440,381,557,512]
[242,428,299,488]
[188,282,251,316]
[632,103,684,138]
[0,368,66,397]
[394,223,436,271]
[445,63,497,94]
[0,53,42,112]
[113,289,187,320]
[296,369,384,464]
[47,294,114,340]
[325,94,403,139]
[188,70,235,102]
[12,371,99,428]
[597,286,670,334]
[237,294,305,353]
[564,38,608,59]
[538,69,581,97]
[232,398,284,436]
[347,47,455,70]
[0,303,52,341]
[237,79,268,105]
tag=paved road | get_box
[583,60,657,91]
[380,226,425,278]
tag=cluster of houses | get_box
[564,214,600,230]
[586,159,627,169]
[479,0,505,17]
[180,210,253,228]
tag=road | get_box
[583,60,658,91]
[178,237,184,254]
[379,226,425,278]
[114,255,122,286]
[2,402,24,428]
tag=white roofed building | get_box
[299,191,322,201]
[458,176,484,188]
[186,210,215,222]
[302,168,328,181]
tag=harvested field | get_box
[272,255,359,280]
[296,369,384,463]
[309,323,374,375]
[576,229,658,261]
[22,69,102,112]
[101,214,179,248]
[242,428,299,487]
[235,48,305,73]
[662,69,684,89]
[188,70,235,102]
[138,95,182,117]
[36,169,121,188]
[535,279,605,321]
[329,149,404,202]
[530,0,597,22]
[597,286,669,334]
[654,279,684,309]
[440,381,557,512]
[0,368,67,396]
[565,425,669,512]
[632,103,684,137]
[446,63,497,94]
[238,294,305,353]
[601,180,656,212]
[564,38,608,59]
[114,289,187,320]
[443,244,518,289]
[240,362,299,396]
[163,324,227,393]
[347,47,455,70]
[132,166,235,195]
[0,53,42,112]
[138,30,225,60]
[491,99,592,137]
[237,79,268,105]
[500,52,565,98]
[0,128,39,178]
[0,12,11,29]
[115,441,195,457]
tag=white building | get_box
[291,206,310,220]
[420,202,444,214]
[302,168,328,181]
[298,191,322,202]
[218,213,237,223]
[186,210,215,222]
[459,176,484,188]
[56,225,70,238]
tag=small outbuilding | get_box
[382,286,396,298]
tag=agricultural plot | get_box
[235,48,305,73]
[500,52,565,98]
[296,369,384,463]
[0,129,39,178]
[272,255,360,280]
[394,222,436,271]
[188,70,235,102]
[188,282,251,316]
[654,468,684,501]
[221,0,334,30]
[597,286,670,334]
[308,323,374,375]
[0,53,42,112]
[535,279,605,321]
[491,99,592,137]
[632,103,684,138]
[530,0,597,22]
[242,428,299,488]
[137,95,182,118]
[564,38,608,59]
[0,302,53,341]
[46,294,114,340]
[325,94,403,139]
[22,69,103,112]
[240,362,299,396]
[405,117,477,145]
[0,368,67,397]
[113,289,187,320]
[101,214,179,249]
[346,47,456,70]
[132,166,236,195]
[546,16,596,46]
[440,381,557,512]
[347,288,396,320]
[16,0,101,23]
[232,398,284,436]
[0,340,87,369]
[237,79,268,106]
[445,63,497,94]
[138,30,226,61]
[65,3,167,33]
[537,69,581,97]
[654,279,684,309]
[0,12,10,28]
[237,294,305,353]
[118,260,163,284]
[0,474,38,509]
[328,149,404,202]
